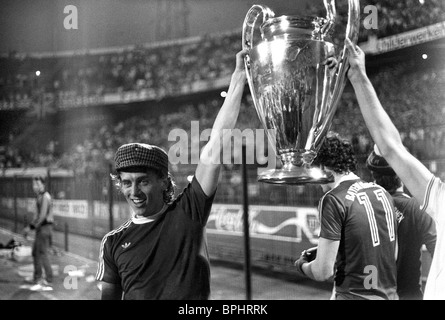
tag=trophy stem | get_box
[258,164,333,185]
[280,151,315,167]
[258,152,333,185]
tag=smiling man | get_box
[95,49,248,300]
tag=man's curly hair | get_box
[312,132,357,174]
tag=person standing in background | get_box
[23,174,54,289]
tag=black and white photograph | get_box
[0,0,444,308]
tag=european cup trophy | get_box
[242,0,360,184]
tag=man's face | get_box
[318,167,335,193]
[119,171,166,217]
[320,182,333,194]
[32,180,44,194]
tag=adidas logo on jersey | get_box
[121,242,131,249]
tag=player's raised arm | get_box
[195,49,248,196]
[345,38,433,205]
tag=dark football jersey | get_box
[96,176,215,300]
[392,191,436,300]
[319,178,398,300]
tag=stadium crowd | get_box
[0,31,240,109]
[308,0,445,40]
[1,0,444,107]
[2,59,444,176]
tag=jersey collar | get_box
[131,204,168,224]
[334,172,360,189]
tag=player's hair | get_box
[371,171,402,194]
[33,174,46,184]
[111,167,177,204]
[312,131,357,174]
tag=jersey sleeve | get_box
[176,175,216,226]
[414,199,438,256]
[96,235,120,284]
[318,193,345,241]
[421,176,445,226]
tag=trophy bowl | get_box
[242,0,360,184]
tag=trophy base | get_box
[258,165,334,185]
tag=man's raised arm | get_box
[345,38,433,204]
[195,49,248,196]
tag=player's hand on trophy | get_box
[345,38,366,81]
[323,56,338,70]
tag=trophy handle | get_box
[321,0,336,37]
[242,5,275,51]
[242,4,275,80]
[327,0,360,103]
[242,4,274,86]
[313,0,360,147]
[242,5,277,155]
[242,5,275,72]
